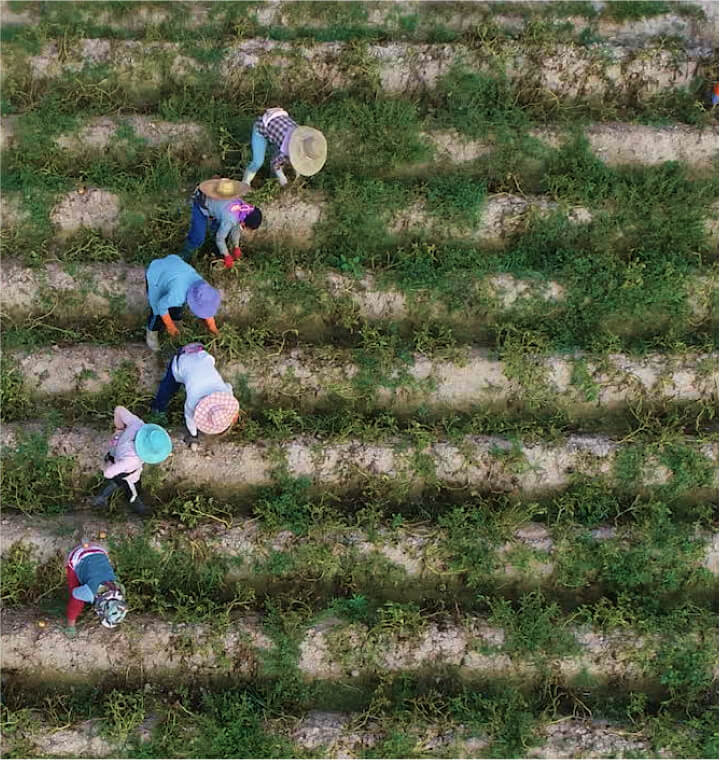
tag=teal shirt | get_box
[146,255,203,316]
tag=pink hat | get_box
[194,393,240,434]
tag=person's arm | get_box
[205,317,219,335]
[215,217,233,258]
[113,406,142,431]
[185,410,198,438]
[160,313,180,337]
[230,223,242,249]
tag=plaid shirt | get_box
[254,109,298,171]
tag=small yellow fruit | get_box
[37,620,46,628]
[98,532,107,539]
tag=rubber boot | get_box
[146,329,160,352]
[93,481,121,509]
[242,168,257,186]
[130,495,151,517]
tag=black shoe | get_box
[131,498,151,517]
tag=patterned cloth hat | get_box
[134,424,172,464]
[94,582,128,628]
[288,126,327,176]
[186,280,220,319]
[194,392,240,434]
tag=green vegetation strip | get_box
[4,665,717,760]
[2,505,715,622]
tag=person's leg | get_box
[181,201,209,261]
[242,125,267,185]
[66,565,85,626]
[129,479,150,516]
[92,480,122,508]
[146,274,162,349]
[151,357,182,413]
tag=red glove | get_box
[232,246,242,260]
[223,254,234,269]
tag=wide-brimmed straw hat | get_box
[194,392,240,435]
[186,280,220,319]
[288,126,327,176]
[134,424,172,464]
[199,177,251,199]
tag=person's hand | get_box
[166,322,180,337]
[223,254,234,269]
[232,246,242,260]
[205,317,219,335]
[183,431,199,451]
[65,625,77,639]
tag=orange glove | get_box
[160,313,180,337]
[205,317,219,335]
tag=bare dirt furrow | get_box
[1,186,583,245]
[0,258,565,328]
[530,123,719,167]
[9,344,718,415]
[4,260,716,337]
[2,424,716,499]
[15,39,708,99]
[1,607,693,689]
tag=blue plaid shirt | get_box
[254,109,298,171]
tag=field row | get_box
[3,36,713,106]
[4,258,715,350]
[0,706,666,760]
[3,423,716,503]
[3,508,715,613]
[4,114,716,169]
[6,342,717,420]
[3,604,714,688]
[3,0,717,46]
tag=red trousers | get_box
[66,565,86,624]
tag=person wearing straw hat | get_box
[64,541,127,638]
[151,342,240,447]
[242,107,327,188]
[92,406,172,516]
[145,254,221,352]
[179,177,263,269]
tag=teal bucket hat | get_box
[134,424,172,464]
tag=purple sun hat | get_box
[186,280,220,319]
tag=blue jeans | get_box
[246,125,268,174]
[183,200,219,255]
[151,355,181,413]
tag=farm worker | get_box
[179,177,263,269]
[65,542,127,638]
[151,342,240,446]
[145,254,221,352]
[242,107,327,188]
[92,406,172,516]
